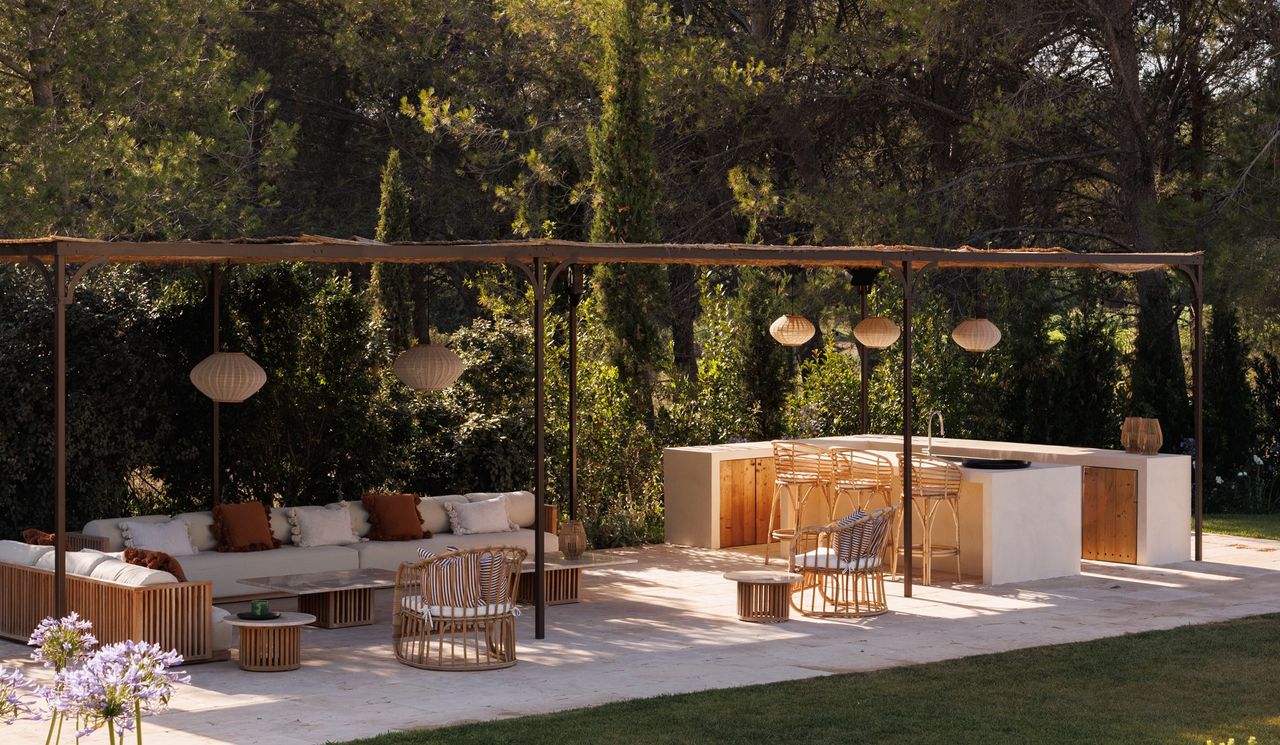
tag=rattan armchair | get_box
[788,505,898,618]
[393,546,528,671]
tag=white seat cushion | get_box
[180,545,360,599]
[400,597,513,618]
[794,547,881,573]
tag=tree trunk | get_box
[668,263,699,381]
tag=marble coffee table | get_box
[238,568,397,629]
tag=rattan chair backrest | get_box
[897,453,961,498]
[772,441,834,483]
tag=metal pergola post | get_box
[211,265,222,507]
[899,261,914,599]
[1187,264,1205,560]
[568,265,583,520]
[532,256,547,639]
[53,253,67,617]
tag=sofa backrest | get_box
[0,539,53,567]
[465,491,537,528]
[81,515,171,552]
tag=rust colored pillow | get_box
[22,528,55,546]
[211,502,280,552]
[123,547,188,582]
[361,492,428,541]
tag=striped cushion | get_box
[416,546,481,608]
[832,510,869,563]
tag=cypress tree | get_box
[370,149,415,353]
[1204,303,1256,510]
[588,0,668,424]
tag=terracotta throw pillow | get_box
[22,528,55,546]
[123,547,188,582]
[361,492,428,541]
[211,502,280,552]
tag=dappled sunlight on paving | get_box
[3,533,1279,744]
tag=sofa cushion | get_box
[34,549,112,576]
[418,495,468,534]
[22,528,55,545]
[0,540,54,567]
[180,545,360,599]
[288,505,361,548]
[82,514,170,552]
[212,502,280,552]
[349,529,556,572]
[120,518,197,556]
[362,492,426,541]
[174,512,217,552]
[123,547,188,582]
[269,508,293,545]
[211,606,233,652]
[89,558,178,586]
[446,498,517,535]
[465,491,535,528]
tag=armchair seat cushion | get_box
[794,547,881,573]
[400,597,514,619]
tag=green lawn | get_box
[1204,513,1280,541]
[334,615,1280,745]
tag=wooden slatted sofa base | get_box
[0,561,223,663]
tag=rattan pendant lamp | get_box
[190,267,266,403]
[393,271,464,391]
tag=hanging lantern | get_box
[951,318,1002,352]
[853,316,901,349]
[190,352,267,403]
[769,314,816,346]
[394,343,464,391]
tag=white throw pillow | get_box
[444,498,518,535]
[288,505,362,547]
[118,519,196,556]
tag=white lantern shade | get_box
[769,314,816,346]
[394,343,464,391]
[952,318,1002,352]
[853,316,901,349]
[190,352,267,403]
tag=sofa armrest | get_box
[543,504,558,535]
[65,532,109,552]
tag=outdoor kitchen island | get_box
[664,435,1192,585]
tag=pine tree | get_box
[588,0,668,424]
[369,149,415,353]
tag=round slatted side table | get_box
[723,571,802,623]
[225,612,316,672]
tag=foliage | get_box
[1205,304,1261,511]
[370,149,417,354]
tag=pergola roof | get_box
[0,235,1201,272]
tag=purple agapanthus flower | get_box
[58,641,190,739]
[28,612,98,671]
[0,666,35,725]
[110,640,189,713]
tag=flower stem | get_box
[44,712,57,745]
[107,718,115,745]
[135,700,143,745]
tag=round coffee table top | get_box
[723,570,802,584]
[224,612,316,628]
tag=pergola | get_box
[1,235,1205,640]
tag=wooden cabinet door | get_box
[718,457,777,547]
[1081,466,1138,563]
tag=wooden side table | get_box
[224,612,315,672]
[723,571,802,623]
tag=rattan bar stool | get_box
[897,453,962,585]
[764,441,834,565]
[831,447,900,572]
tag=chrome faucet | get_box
[925,411,945,456]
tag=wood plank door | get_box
[1081,466,1138,563]
[718,457,776,547]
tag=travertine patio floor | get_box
[4,533,1280,744]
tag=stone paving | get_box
[3,533,1279,744]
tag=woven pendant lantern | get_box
[769,314,816,346]
[394,343,464,391]
[951,318,1002,352]
[853,317,901,349]
[190,352,267,403]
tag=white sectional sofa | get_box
[81,491,558,600]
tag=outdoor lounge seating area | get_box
[2,534,1279,744]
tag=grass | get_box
[1204,513,1280,541]
[333,615,1280,745]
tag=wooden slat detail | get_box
[1082,466,1138,564]
[754,457,776,545]
[719,459,749,547]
